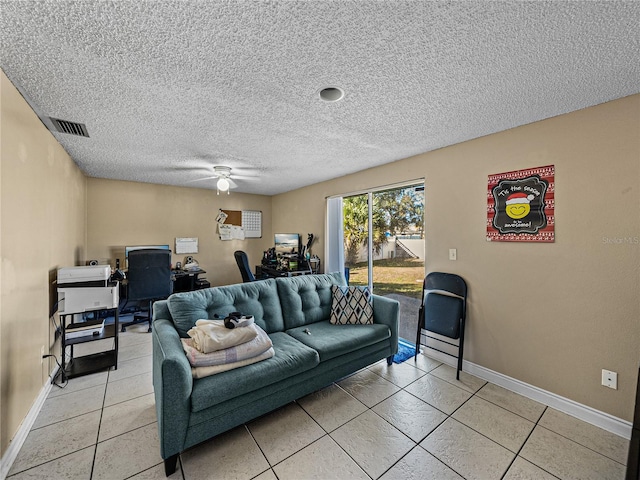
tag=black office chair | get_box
[415,272,467,379]
[122,249,173,332]
[234,250,256,282]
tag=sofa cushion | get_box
[330,285,373,325]
[167,279,284,337]
[190,332,319,412]
[276,272,346,329]
[286,320,391,362]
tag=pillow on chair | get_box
[330,286,373,325]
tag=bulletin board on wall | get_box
[217,209,262,240]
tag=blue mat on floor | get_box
[393,337,416,364]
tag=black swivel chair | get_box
[122,249,173,332]
[415,272,468,379]
[234,250,256,282]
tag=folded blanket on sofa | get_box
[181,326,273,367]
[187,320,258,353]
[191,347,275,379]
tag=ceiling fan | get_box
[181,164,238,193]
[209,166,237,195]
[151,153,262,192]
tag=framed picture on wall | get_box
[487,165,555,242]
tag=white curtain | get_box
[325,197,345,276]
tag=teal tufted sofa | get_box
[152,272,399,475]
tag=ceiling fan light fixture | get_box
[217,177,230,193]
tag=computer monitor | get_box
[274,233,300,256]
[124,245,171,268]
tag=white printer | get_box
[57,265,119,314]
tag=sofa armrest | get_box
[152,317,193,460]
[372,294,399,355]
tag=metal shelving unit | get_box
[59,307,119,380]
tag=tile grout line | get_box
[426,379,484,480]
[374,369,482,480]
[497,406,562,480]
[321,410,387,480]
[534,423,629,468]
[243,417,325,480]
[23,406,104,432]
[474,393,546,425]
[367,361,479,479]
[244,420,280,473]
[397,364,548,479]
[358,402,418,478]
[89,367,112,479]
[5,445,92,478]
[7,395,107,476]
[298,397,375,479]
[11,334,152,479]
[256,393,377,479]
[346,365,470,479]
[436,379,554,479]
[99,347,163,478]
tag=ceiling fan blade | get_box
[186,175,217,183]
[186,176,237,189]
[169,165,211,172]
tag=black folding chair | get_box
[415,272,467,379]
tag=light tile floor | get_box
[8,325,630,480]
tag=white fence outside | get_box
[349,237,425,263]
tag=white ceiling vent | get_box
[49,117,90,137]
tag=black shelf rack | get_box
[59,308,119,380]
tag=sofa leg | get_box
[387,355,393,365]
[164,454,178,476]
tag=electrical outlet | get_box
[40,345,45,364]
[601,369,618,389]
[449,249,457,260]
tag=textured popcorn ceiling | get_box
[1,1,639,195]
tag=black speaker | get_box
[88,259,98,266]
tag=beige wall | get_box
[86,178,273,287]
[0,70,87,455]
[273,95,640,421]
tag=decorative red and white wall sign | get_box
[487,165,555,242]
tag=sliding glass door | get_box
[332,183,424,341]
[343,185,424,294]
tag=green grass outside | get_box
[347,258,424,299]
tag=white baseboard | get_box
[0,367,58,480]
[420,348,633,440]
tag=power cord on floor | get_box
[42,354,68,388]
